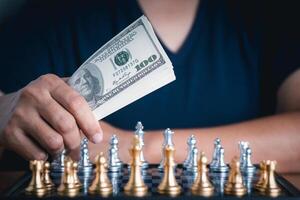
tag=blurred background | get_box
[0,0,26,23]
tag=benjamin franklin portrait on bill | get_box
[70,63,104,110]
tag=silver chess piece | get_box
[238,141,249,167]
[241,147,256,173]
[51,149,66,173]
[79,137,93,174]
[210,138,221,167]
[186,147,198,172]
[183,135,197,168]
[135,121,148,169]
[210,147,229,173]
[158,128,175,170]
[108,134,123,172]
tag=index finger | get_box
[50,81,103,144]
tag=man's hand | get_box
[0,74,103,160]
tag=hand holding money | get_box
[68,16,175,120]
[0,15,175,161]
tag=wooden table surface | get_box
[0,171,299,195]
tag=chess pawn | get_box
[158,145,182,196]
[25,160,47,196]
[124,135,148,196]
[191,152,214,196]
[43,162,55,190]
[89,153,113,196]
[258,160,281,197]
[224,157,247,196]
[57,157,81,197]
[255,160,268,189]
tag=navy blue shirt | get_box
[0,0,299,130]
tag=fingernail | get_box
[92,133,103,144]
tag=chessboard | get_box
[3,164,300,200]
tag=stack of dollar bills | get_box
[68,16,175,120]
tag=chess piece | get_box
[210,147,229,172]
[224,157,246,196]
[72,162,82,188]
[25,160,47,196]
[186,147,199,172]
[210,138,221,167]
[241,147,256,173]
[158,145,181,196]
[57,157,81,197]
[51,149,66,173]
[135,121,148,169]
[159,128,175,170]
[255,160,268,189]
[79,137,93,173]
[191,152,214,196]
[108,134,123,172]
[238,141,249,167]
[257,160,281,197]
[89,153,113,196]
[183,135,197,168]
[43,162,54,190]
[124,135,148,196]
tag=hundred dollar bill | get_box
[68,15,175,120]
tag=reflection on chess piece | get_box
[158,145,181,196]
[257,160,281,197]
[191,152,214,196]
[224,157,246,196]
[255,160,268,189]
[89,152,113,196]
[43,162,54,190]
[25,160,47,196]
[124,135,148,196]
[57,157,81,197]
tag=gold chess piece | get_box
[255,160,268,189]
[158,145,182,196]
[224,157,246,196]
[89,152,113,196]
[57,156,81,197]
[124,135,148,197]
[25,160,47,196]
[43,162,55,190]
[257,160,281,197]
[72,161,82,188]
[191,152,214,196]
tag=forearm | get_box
[144,112,300,173]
